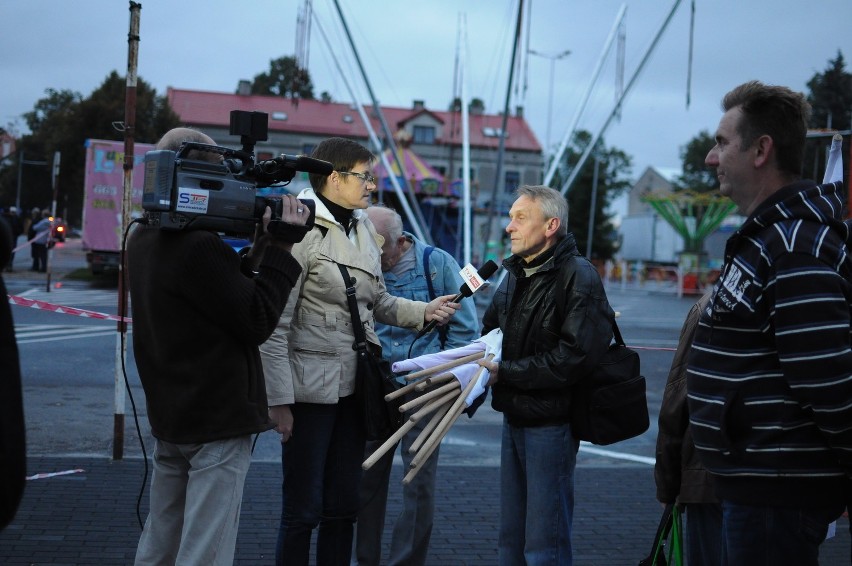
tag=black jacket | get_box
[0,216,25,529]
[482,234,614,427]
[128,226,301,444]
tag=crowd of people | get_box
[3,78,852,566]
[0,205,55,272]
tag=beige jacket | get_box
[261,189,426,405]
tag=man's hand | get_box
[424,294,461,327]
[478,359,499,386]
[269,404,294,443]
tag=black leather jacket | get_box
[482,235,614,427]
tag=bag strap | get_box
[336,263,368,354]
[646,504,674,564]
[422,245,449,350]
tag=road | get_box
[6,237,695,468]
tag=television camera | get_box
[142,110,331,237]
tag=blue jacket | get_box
[376,233,480,366]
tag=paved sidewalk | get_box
[2,456,850,565]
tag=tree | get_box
[0,73,180,225]
[551,130,632,260]
[674,130,717,193]
[248,56,314,99]
[807,51,852,131]
[804,51,852,184]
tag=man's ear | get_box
[545,217,561,238]
[753,134,774,169]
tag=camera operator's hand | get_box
[267,195,314,246]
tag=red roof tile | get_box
[167,88,541,153]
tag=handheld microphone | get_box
[416,260,499,339]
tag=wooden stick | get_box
[362,418,417,471]
[403,351,485,381]
[403,404,466,485]
[409,397,453,453]
[398,380,459,413]
[409,353,494,470]
[363,392,455,470]
[410,390,456,422]
[415,372,455,391]
[384,377,422,402]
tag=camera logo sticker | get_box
[176,188,210,214]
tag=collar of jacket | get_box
[298,187,367,230]
[502,232,579,278]
[738,180,849,241]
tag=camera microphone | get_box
[416,260,499,339]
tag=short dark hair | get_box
[722,81,811,177]
[308,137,375,192]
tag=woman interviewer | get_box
[260,137,459,565]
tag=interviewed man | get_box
[478,185,614,565]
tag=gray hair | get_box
[366,204,403,241]
[515,185,569,237]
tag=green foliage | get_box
[0,72,180,225]
[550,130,632,260]
[674,130,717,193]
[804,51,852,183]
[807,51,852,131]
[248,56,314,99]
[449,97,486,113]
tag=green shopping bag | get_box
[638,504,683,566]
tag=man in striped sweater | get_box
[686,81,852,565]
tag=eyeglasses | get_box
[337,171,377,186]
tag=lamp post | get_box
[528,48,571,155]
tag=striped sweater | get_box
[686,180,852,507]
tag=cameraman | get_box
[129,128,309,565]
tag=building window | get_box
[504,170,520,194]
[457,167,475,181]
[413,125,436,145]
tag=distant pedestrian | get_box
[30,210,51,272]
[1,207,22,271]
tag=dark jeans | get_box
[276,395,366,566]
[685,503,722,566]
[31,243,46,272]
[720,500,844,566]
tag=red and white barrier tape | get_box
[12,229,51,254]
[7,294,132,323]
[26,468,85,481]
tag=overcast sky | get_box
[2,0,851,185]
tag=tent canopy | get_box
[374,147,454,196]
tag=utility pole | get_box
[45,151,60,292]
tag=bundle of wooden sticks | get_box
[361,348,495,484]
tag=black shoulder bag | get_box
[571,317,649,445]
[336,263,404,441]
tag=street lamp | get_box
[528,48,571,155]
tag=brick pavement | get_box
[2,456,850,565]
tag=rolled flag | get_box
[392,342,485,374]
[823,133,843,184]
